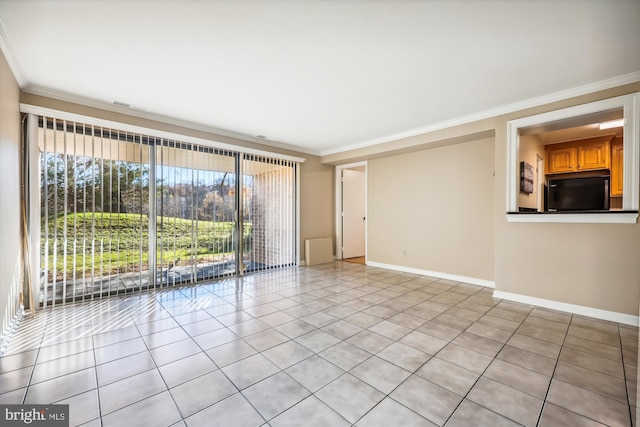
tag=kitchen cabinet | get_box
[546,146,576,174]
[577,138,610,171]
[611,138,623,196]
[545,135,613,174]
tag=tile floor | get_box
[0,261,637,427]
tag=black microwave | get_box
[547,176,610,211]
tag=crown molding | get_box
[0,16,26,87]
[320,71,640,156]
[22,84,321,157]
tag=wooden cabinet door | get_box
[546,146,576,174]
[577,139,610,171]
[611,139,623,196]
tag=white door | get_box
[342,169,366,259]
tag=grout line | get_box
[350,283,509,425]
[532,312,570,427]
[619,323,636,427]
[432,294,532,427]
[19,309,51,405]
[157,275,270,426]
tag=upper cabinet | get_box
[545,135,613,175]
[546,145,577,174]
[577,138,610,171]
[611,137,623,197]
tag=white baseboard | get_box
[493,290,639,327]
[308,259,638,326]
[366,261,495,289]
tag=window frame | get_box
[506,92,639,224]
[21,104,305,306]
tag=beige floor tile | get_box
[416,357,479,396]
[242,371,310,420]
[547,379,631,427]
[316,374,384,424]
[436,343,493,374]
[262,340,314,369]
[102,391,182,427]
[270,396,349,427]
[350,356,411,394]
[184,393,263,427]
[391,374,462,425]
[285,355,345,392]
[221,353,280,390]
[554,361,628,402]
[5,262,635,427]
[355,397,436,426]
[169,370,237,418]
[98,369,166,415]
[446,399,522,427]
[467,377,543,427]
[484,358,551,399]
[538,402,607,427]
[376,341,431,371]
[399,330,448,355]
[158,352,217,388]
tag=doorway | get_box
[335,162,367,263]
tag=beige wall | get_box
[0,49,22,336]
[300,156,335,256]
[331,82,640,317]
[19,94,334,263]
[322,120,495,166]
[368,138,495,281]
[494,82,640,317]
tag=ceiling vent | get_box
[112,101,131,108]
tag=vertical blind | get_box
[35,114,299,307]
[155,140,238,287]
[242,155,297,274]
[39,117,151,304]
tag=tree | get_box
[41,152,150,216]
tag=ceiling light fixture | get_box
[599,119,625,130]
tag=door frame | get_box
[536,155,544,212]
[335,161,367,261]
[24,109,302,307]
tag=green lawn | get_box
[42,212,251,280]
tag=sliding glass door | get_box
[39,118,151,304]
[155,141,238,287]
[33,114,299,307]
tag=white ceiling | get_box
[1,0,639,156]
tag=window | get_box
[24,107,302,307]
[506,93,639,223]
